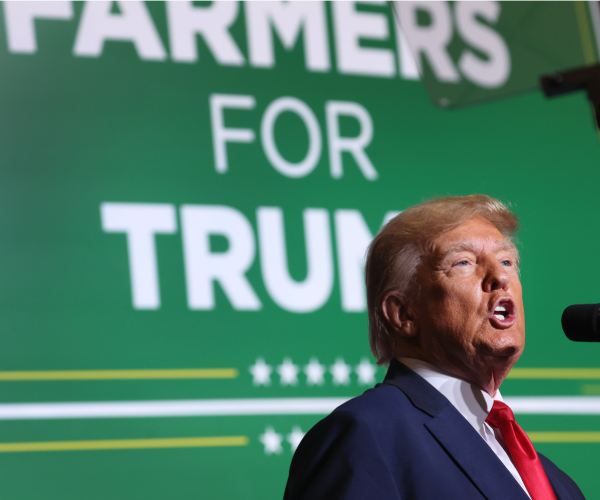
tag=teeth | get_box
[494,314,504,320]
[495,306,507,312]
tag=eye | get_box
[456,260,469,266]
[500,260,511,267]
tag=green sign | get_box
[0,2,599,499]
[394,1,599,107]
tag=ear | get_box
[381,291,418,338]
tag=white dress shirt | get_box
[398,357,531,498]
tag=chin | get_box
[487,345,522,360]
[480,336,524,361]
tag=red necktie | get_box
[486,400,557,500]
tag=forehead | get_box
[429,217,516,259]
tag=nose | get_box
[482,258,510,292]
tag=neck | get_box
[395,349,513,396]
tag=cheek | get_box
[418,276,484,333]
[444,285,483,325]
[427,286,483,341]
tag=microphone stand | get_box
[541,63,600,130]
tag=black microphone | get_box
[561,303,600,342]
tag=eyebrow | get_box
[437,239,517,262]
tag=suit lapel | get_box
[425,404,530,500]
[540,457,573,500]
[545,472,569,500]
[383,360,530,500]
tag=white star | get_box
[259,426,283,455]
[249,358,272,386]
[304,358,325,386]
[330,357,351,385]
[277,357,299,386]
[355,357,377,385]
[287,426,305,452]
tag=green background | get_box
[1,1,600,499]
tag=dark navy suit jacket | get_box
[284,360,585,500]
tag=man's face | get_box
[411,217,525,389]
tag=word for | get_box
[5,1,509,86]
[101,202,399,313]
[211,94,377,180]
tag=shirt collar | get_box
[397,357,503,432]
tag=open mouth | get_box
[489,298,516,328]
[493,306,509,321]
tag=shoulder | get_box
[333,381,421,423]
[305,380,429,441]
[301,382,422,446]
[283,383,423,500]
[538,453,587,499]
[294,383,410,456]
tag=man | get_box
[284,195,585,500]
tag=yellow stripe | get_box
[528,432,600,443]
[7,367,600,381]
[575,1,596,65]
[0,436,249,453]
[507,368,600,379]
[0,369,238,381]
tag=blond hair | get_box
[365,194,519,366]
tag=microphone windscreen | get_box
[561,303,600,342]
